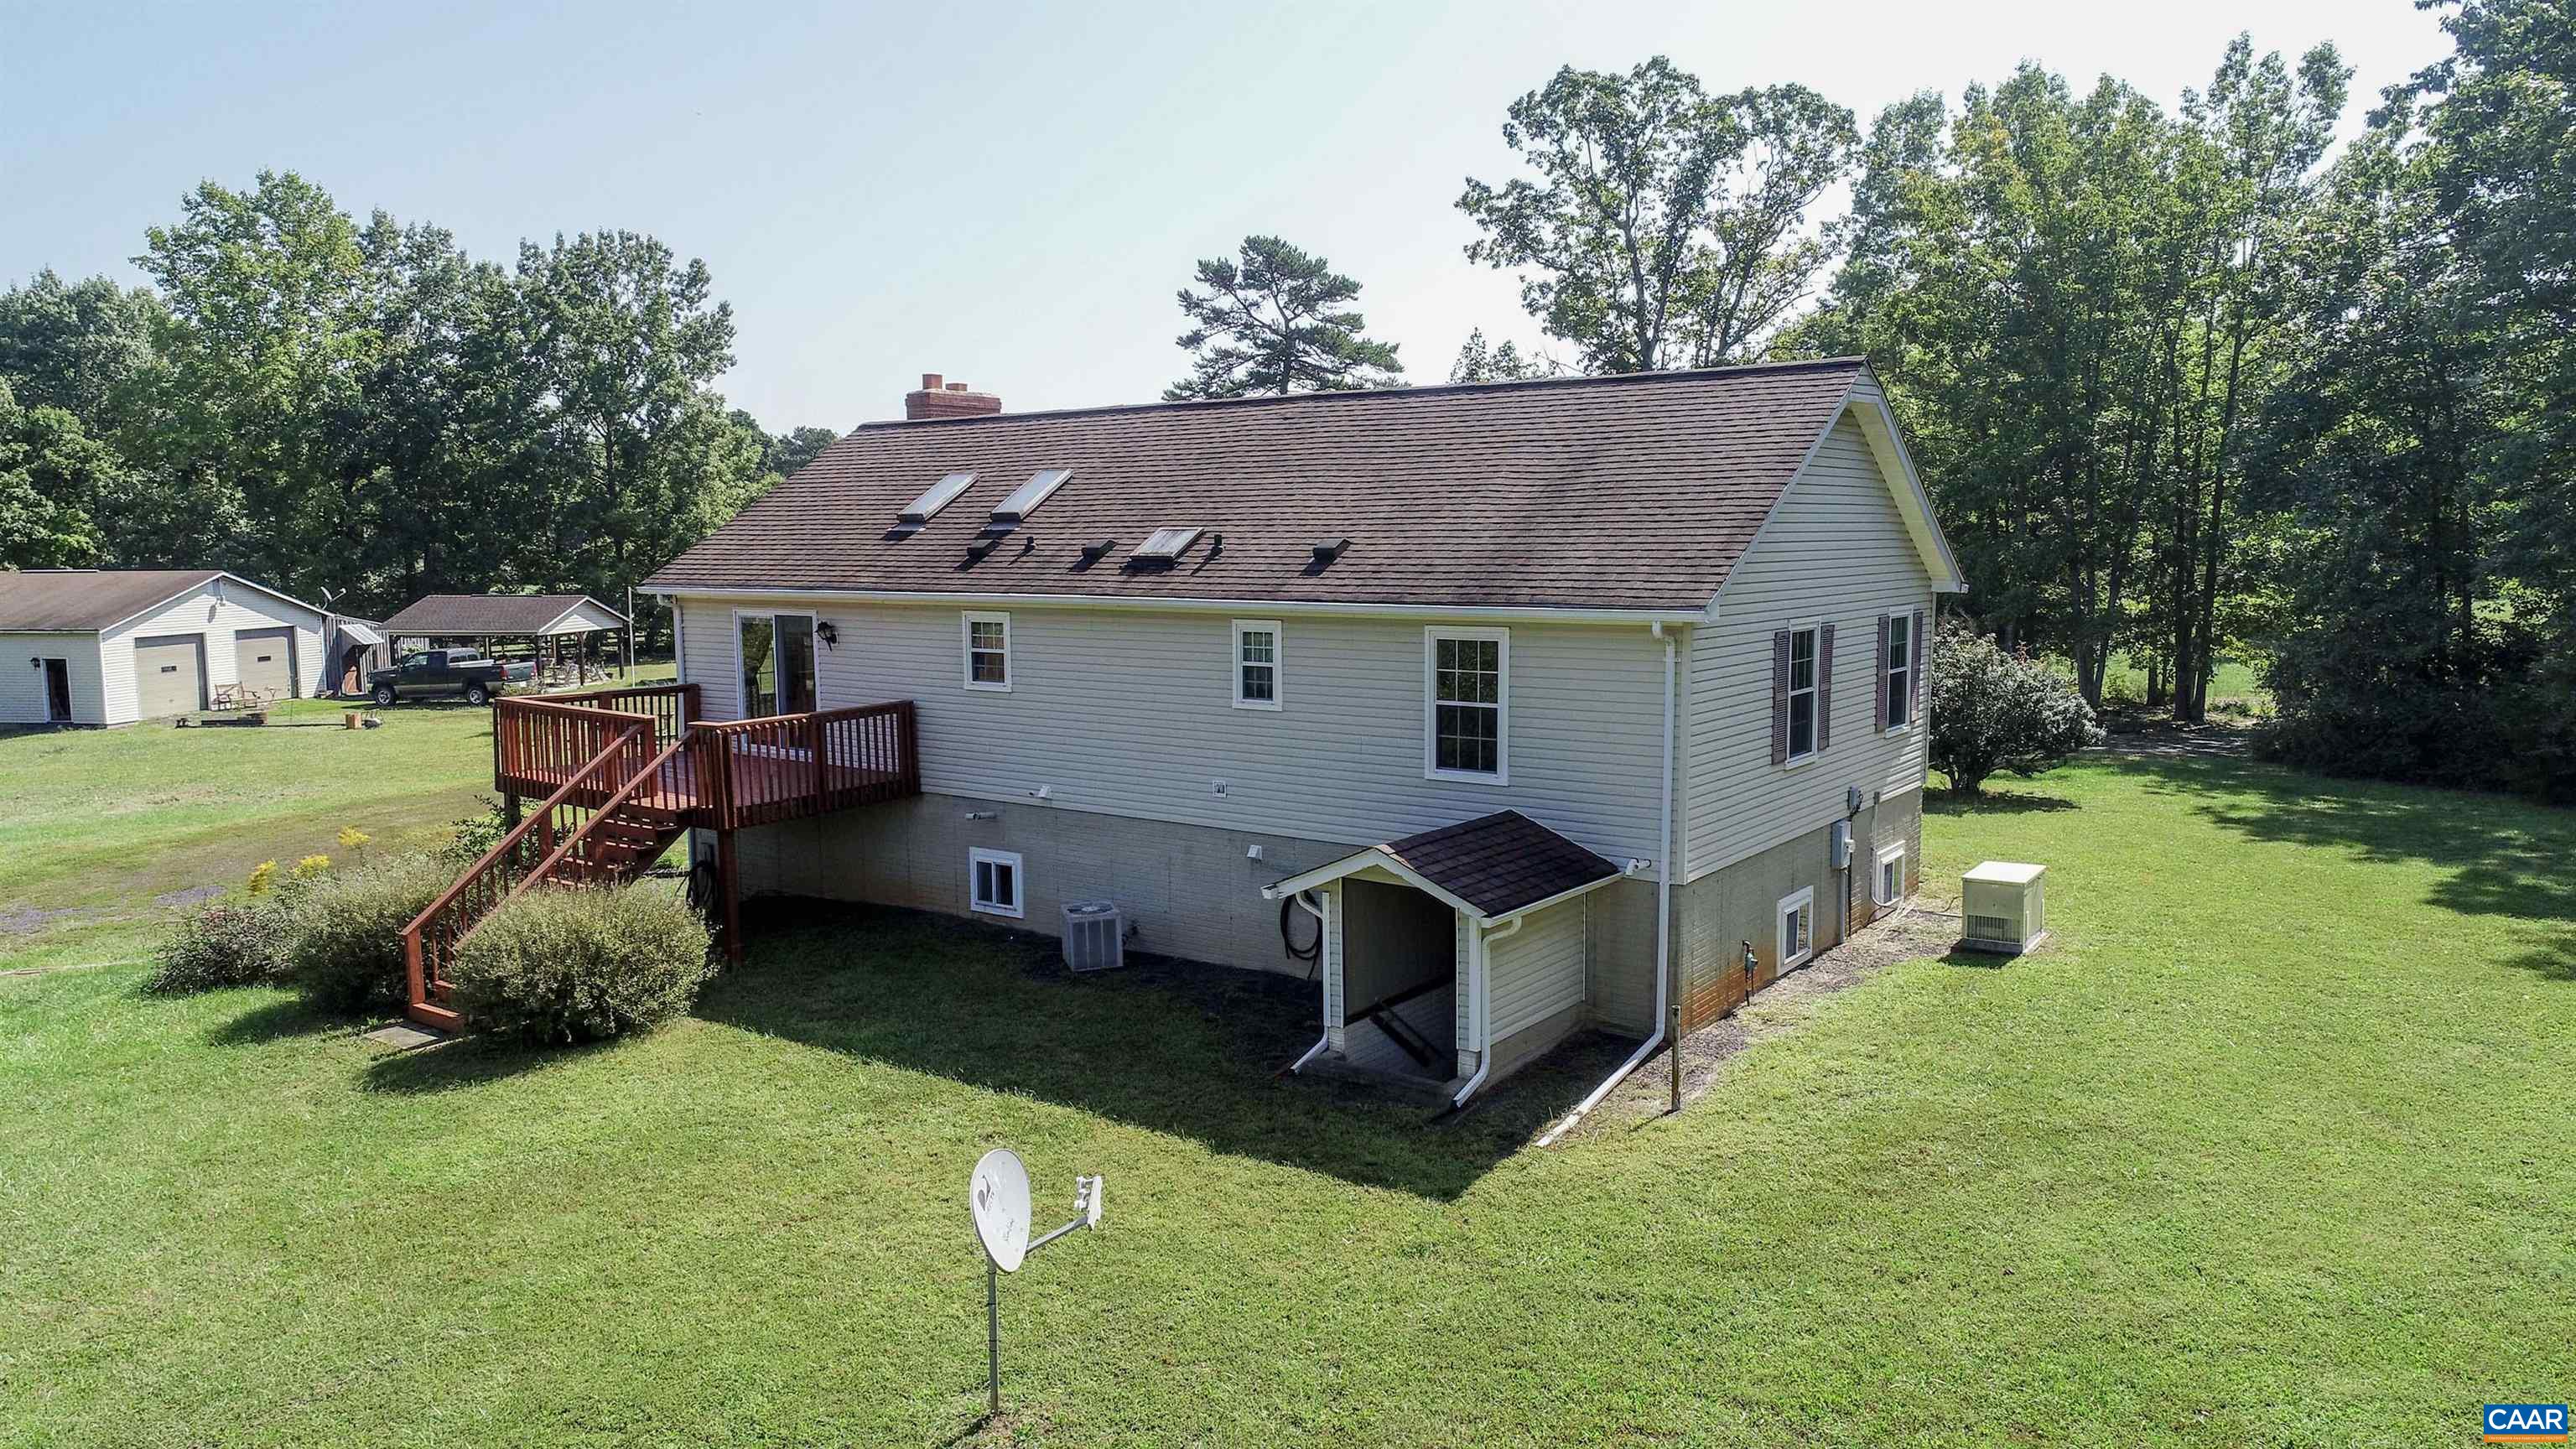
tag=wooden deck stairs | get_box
[401,683,919,1031]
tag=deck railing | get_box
[548,681,697,748]
[693,701,919,829]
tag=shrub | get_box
[441,799,512,866]
[1929,616,2106,796]
[280,853,455,1015]
[147,898,289,993]
[447,884,714,1043]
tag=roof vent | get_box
[1130,527,1203,564]
[890,471,976,538]
[984,469,1072,534]
[1311,538,1349,564]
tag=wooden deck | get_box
[492,689,920,831]
[404,686,920,1030]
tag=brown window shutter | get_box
[1873,615,1891,730]
[1817,623,1836,750]
[1769,630,1790,766]
[1910,610,1926,720]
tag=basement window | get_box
[962,611,1010,692]
[1778,886,1815,971]
[1232,620,1281,710]
[1875,843,1907,907]
[969,847,1024,919]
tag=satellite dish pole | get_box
[969,1147,1103,1416]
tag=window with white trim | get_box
[962,611,1010,691]
[1875,843,1907,906]
[1786,625,1820,762]
[1884,618,1912,730]
[1231,619,1281,709]
[1425,627,1508,782]
[1778,886,1815,970]
[969,847,1023,918]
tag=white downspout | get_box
[1538,620,1679,1146]
[1286,889,1332,1073]
[1450,911,1524,1109]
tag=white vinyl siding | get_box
[1488,896,1588,1041]
[93,579,327,726]
[674,595,1665,865]
[1684,402,1935,880]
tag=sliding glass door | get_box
[737,612,816,719]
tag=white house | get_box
[0,569,331,725]
[641,361,1965,1104]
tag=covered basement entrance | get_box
[1263,810,1635,1109]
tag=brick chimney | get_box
[904,372,1001,421]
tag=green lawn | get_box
[4,750,2572,1445]
[0,699,498,975]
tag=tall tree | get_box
[1164,235,1403,399]
[0,270,164,431]
[1458,58,1857,372]
[132,169,373,596]
[1447,328,1561,383]
[760,423,839,479]
[512,231,753,613]
[0,380,119,568]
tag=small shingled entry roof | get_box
[1269,809,1625,921]
[381,594,628,636]
[0,569,226,631]
[1380,810,1624,918]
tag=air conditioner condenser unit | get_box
[1062,900,1125,974]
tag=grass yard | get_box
[0,700,500,975]
[5,750,2573,1445]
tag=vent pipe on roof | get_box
[904,372,1001,421]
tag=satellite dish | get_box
[969,1148,1031,1273]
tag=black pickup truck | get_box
[367,649,532,706]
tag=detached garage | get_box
[0,569,330,726]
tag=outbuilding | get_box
[380,593,631,686]
[0,569,331,726]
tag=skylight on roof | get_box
[892,472,975,537]
[986,468,1072,529]
[1133,527,1203,561]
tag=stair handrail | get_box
[405,719,652,1013]
[501,725,699,906]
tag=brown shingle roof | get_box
[1382,810,1622,919]
[0,569,226,631]
[381,595,626,636]
[646,359,1868,612]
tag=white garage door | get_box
[234,628,296,700]
[133,635,205,717]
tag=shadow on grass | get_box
[1924,786,2080,817]
[203,994,344,1046]
[695,899,1633,1201]
[361,1031,576,1094]
[2101,750,2576,983]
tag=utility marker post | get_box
[969,1148,1104,1417]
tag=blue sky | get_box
[6,1,2449,429]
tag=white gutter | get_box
[641,583,1702,628]
[1450,912,1524,1109]
[1285,890,1332,1073]
[1538,620,1680,1146]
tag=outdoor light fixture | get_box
[815,621,839,649]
